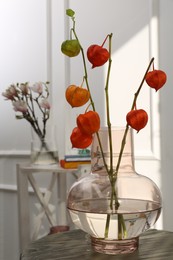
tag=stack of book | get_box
[60,153,91,169]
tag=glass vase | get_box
[30,125,59,165]
[67,127,162,255]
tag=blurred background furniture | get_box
[16,163,82,251]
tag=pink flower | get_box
[30,82,43,94]
[40,98,51,109]
[2,85,18,100]
[13,100,28,113]
[20,83,29,95]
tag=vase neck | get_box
[91,127,135,174]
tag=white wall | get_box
[0,1,55,259]
[159,0,173,232]
[0,0,172,259]
[0,0,48,153]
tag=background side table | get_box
[16,163,80,251]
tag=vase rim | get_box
[99,126,132,131]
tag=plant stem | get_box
[101,34,110,48]
[71,18,109,173]
[104,57,155,238]
[116,57,155,176]
[72,28,95,111]
[130,57,154,111]
[104,33,121,238]
[105,33,113,177]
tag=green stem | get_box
[118,214,127,239]
[104,214,111,238]
[71,18,109,173]
[116,57,154,238]
[131,57,154,111]
[104,33,121,238]
[72,28,95,111]
[105,33,113,178]
[115,57,155,176]
[104,57,155,238]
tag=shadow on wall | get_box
[69,0,152,125]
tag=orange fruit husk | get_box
[65,85,90,107]
[126,109,148,132]
[87,45,110,68]
[77,111,100,135]
[70,127,93,148]
[145,70,167,91]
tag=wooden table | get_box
[20,229,173,259]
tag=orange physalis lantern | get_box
[77,111,100,135]
[70,127,93,149]
[126,109,148,132]
[145,70,167,91]
[65,85,90,107]
[87,45,110,68]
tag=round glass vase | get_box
[30,125,59,165]
[67,127,162,255]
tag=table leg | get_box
[27,173,56,227]
[57,172,67,225]
[31,172,57,240]
[16,164,31,251]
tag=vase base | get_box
[91,236,139,255]
[31,151,59,165]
